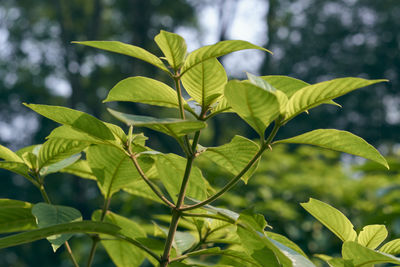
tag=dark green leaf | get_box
[31,203,82,251]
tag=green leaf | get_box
[0,145,23,162]
[0,221,121,249]
[0,161,31,180]
[22,152,38,170]
[87,144,153,198]
[266,232,309,259]
[198,135,259,183]
[104,76,183,109]
[38,138,88,171]
[123,179,164,204]
[238,210,269,233]
[0,199,37,233]
[274,129,389,169]
[181,58,227,109]
[184,247,260,266]
[357,225,388,249]
[260,75,309,98]
[73,40,169,72]
[247,72,289,115]
[31,203,82,252]
[380,239,400,255]
[301,198,357,242]
[41,154,81,176]
[284,78,387,123]
[47,124,124,149]
[108,108,206,139]
[24,104,115,141]
[154,30,187,70]
[93,211,146,267]
[152,153,208,202]
[181,40,271,75]
[211,96,232,115]
[225,80,280,136]
[59,160,96,180]
[343,241,400,266]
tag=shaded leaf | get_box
[181,58,227,109]
[0,199,37,233]
[260,75,309,98]
[154,30,187,69]
[225,80,279,136]
[0,221,121,249]
[152,153,208,202]
[198,135,259,183]
[182,40,271,75]
[73,41,169,72]
[40,154,81,176]
[108,108,206,139]
[274,129,389,169]
[31,203,82,252]
[357,225,388,249]
[93,210,146,267]
[0,161,31,180]
[301,198,357,242]
[60,160,96,180]
[87,144,153,198]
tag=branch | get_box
[129,154,175,209]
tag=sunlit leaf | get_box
[0,145,23,162]
[181,40,271,75]
[31,203,82,252]
[60,160,96,180]
[108,108,206,139]
[274,129,389,169]
[0,161,31,180]
[284,78,387,123]
[301,198,357,242]
[0,199,36,233]
[357,224,388,249]
[225,80,279,137]
[24,104,115,141]
[104,76,183,109]
[72,41,169,72]
[380,239,400,255]
[181,58,227,109]
[198,135,259,183]
[154,30,187,70]
[38,138,88,171]
[343,241,400,266]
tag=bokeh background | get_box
[0,0,399,266]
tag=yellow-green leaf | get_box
[343,241,400,266]
[274,129,389,169]
[154,30,187,70]
[73,41,169,72]
[301,198,357,242]
[357,225,388,249]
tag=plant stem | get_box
[174,75,186,120]
[86,197,111,267]
[37,181,79,267]
[181,122,281,211]
[129,154,175,208]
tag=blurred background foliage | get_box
[0,0,399,266]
